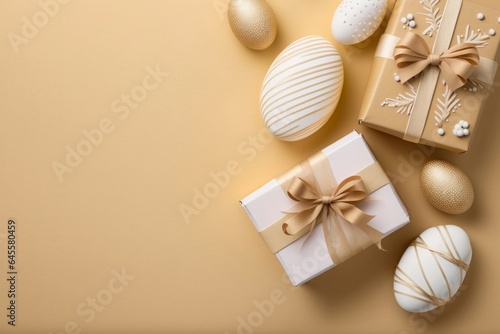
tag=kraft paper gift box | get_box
[359,0,500,153]
[240,131,410,286]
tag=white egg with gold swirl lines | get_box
[394,225,472,313]
[259,36,344,141]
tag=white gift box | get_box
[241,131,410,286]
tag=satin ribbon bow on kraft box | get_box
[240,132,409,286]
[359,0,500,153]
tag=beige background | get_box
[1,0,499,333]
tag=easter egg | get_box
[227,0,278,50]
[421,160,474,215]
[331,0,388,45]
[394,225,472,313]
[260,36,344,141]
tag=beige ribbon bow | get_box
[394,32,479,92]
[282,175,383,260]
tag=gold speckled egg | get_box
[420,160,474,215]
[227,0,277,50]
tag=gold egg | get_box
[420,160,474,215]
[227,0,278,50]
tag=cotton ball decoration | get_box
[331,0,388,45]
[260,36,344,141]
[227,0,278,50]
[394,225,472,313]
[420,160,474,214]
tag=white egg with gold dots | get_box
[331,0,388,45]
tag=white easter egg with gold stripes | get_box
[259,35,344,141]
[394,225,472,313]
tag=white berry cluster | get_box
[401,13,416,29]
[453,120,470,138]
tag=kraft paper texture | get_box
[359,0,500,152]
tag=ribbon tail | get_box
[296,206,331,252]
[398,60,429,84]
[332,202,385,251]
[282,205,323,235]
[332,202,374,227]
[354,222,385,251]
[298,216,319,252]
[322,207,343,265]
[439,61,465,92]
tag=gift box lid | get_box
[359,0,500,153]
